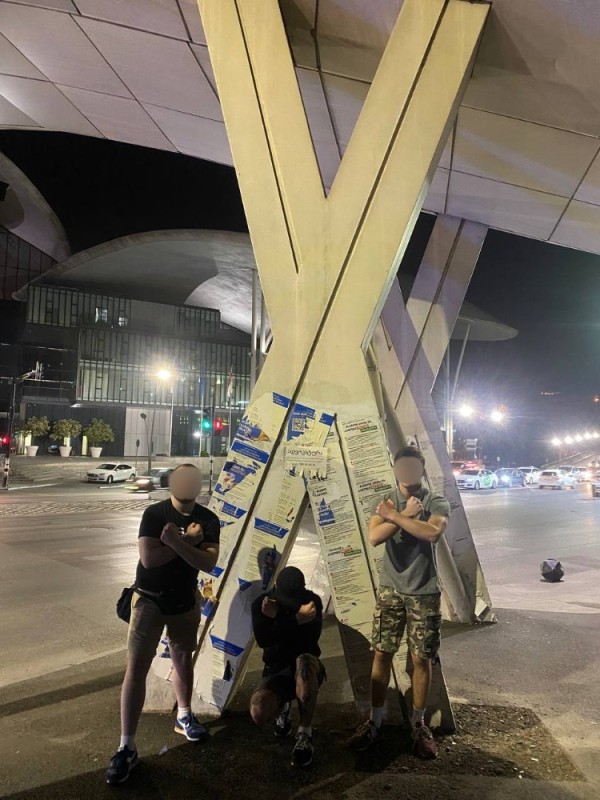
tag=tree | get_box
[83,418,114,447]
[50,418,82,444]
[17,416,50,439]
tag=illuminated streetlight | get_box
[155,368,172,382]
[458,404,474,418]
[490,409,504,423]
[564,436,573,444]
[584,432,592,440]
[575,434,583,442]
[551,437,561,447]
[594,432,600,439]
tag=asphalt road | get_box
[0,480,598,687]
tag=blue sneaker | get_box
[106,746,139,784]
[174,713,209,742]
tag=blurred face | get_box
[169,467,202,503]
[393,457,424,489]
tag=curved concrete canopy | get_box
[0,1,600,254]
[32,229,517,342]
[0,152,70,262]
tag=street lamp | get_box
[490,409,504,423]
[458,403,474,418]
[154,367,175,457]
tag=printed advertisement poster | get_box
[285,444,328,478]
[306,429,374,625]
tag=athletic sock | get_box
[370,706,384,729]
[119,735,135,751]
[411,707,425,728]
[177,706,191,720]
[298,725,312,737]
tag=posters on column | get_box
[193,398,336,710]
[339,416,396,577]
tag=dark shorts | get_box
[256,655,327,704]
[371,586,442,660]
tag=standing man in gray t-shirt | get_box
[349,446,450,759]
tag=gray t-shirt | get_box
[379,487,451,596]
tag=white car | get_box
[538,469,577,490]
[456,468,498,490]
[87,462,136,484]
[518,466,541,485]
[559,465,588,482]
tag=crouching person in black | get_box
[250,566,325,767]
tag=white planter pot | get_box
[26,445,39,457]
[59,446,71,457]
[90,447,103,458]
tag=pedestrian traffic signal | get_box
[0,435,10,454]
[214,418,223,432]
[201,417,211,431]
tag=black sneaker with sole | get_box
[274,703,291,738]
[292,732,314,767]
[106,746,139,785]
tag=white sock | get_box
[370,706,384,729]
[280,702,291,715]
[411,707,425,728]
[119,735,135,751]
[177,706,191,720]
[298,724,312,736]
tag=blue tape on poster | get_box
[230,439,270,464]
[211,566,224,577]
[319,412,335,427]
[210,636,245,658]
[273,392,290,408]
[219,501,247,519]
[238,578,252,591]
[254,517,289,538]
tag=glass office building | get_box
[20,285,252,457]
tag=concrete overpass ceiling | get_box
[0,1,599,252]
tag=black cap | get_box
[272,566,306,612]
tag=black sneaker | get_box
[274,703,291,738]
[106,746,139,785]
[292,732,314,767]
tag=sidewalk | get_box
[0,608,597,800]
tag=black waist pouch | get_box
[117,585,136,623]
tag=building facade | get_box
[18,284,252,457]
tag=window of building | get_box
[95,308,108,324]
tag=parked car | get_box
[518,466,541,485]
[558,465,586,482]
[86,462,136,484]
[126,467,174,492]
[451,461,467,477]
[456,468,498,490]
[591,472,600,498]
[538,469,577,490]
[495,468,526,488]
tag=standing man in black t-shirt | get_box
[106,464,220,785]
[250,566,325,768]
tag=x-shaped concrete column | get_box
[145,0,490,723]
[373,215,495,624]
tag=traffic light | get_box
[201,417,211,431]
[214,418,223,432]
[0,435,10,455]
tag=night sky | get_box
[2,130,599,461]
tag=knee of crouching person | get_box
[250,692,270,727]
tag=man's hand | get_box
[185,521,204,541]
[261,597,278,619]
[376,498,397,522]
[160,522,180,547]
[403,496,423,518]
[296,601,317,625]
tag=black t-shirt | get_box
[135,499,220,605]
[251,590,323,675]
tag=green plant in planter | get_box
[83,418,114,447]
[50,418,82,446]
[17,416,50,439]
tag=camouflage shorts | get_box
[371,586,442,660]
